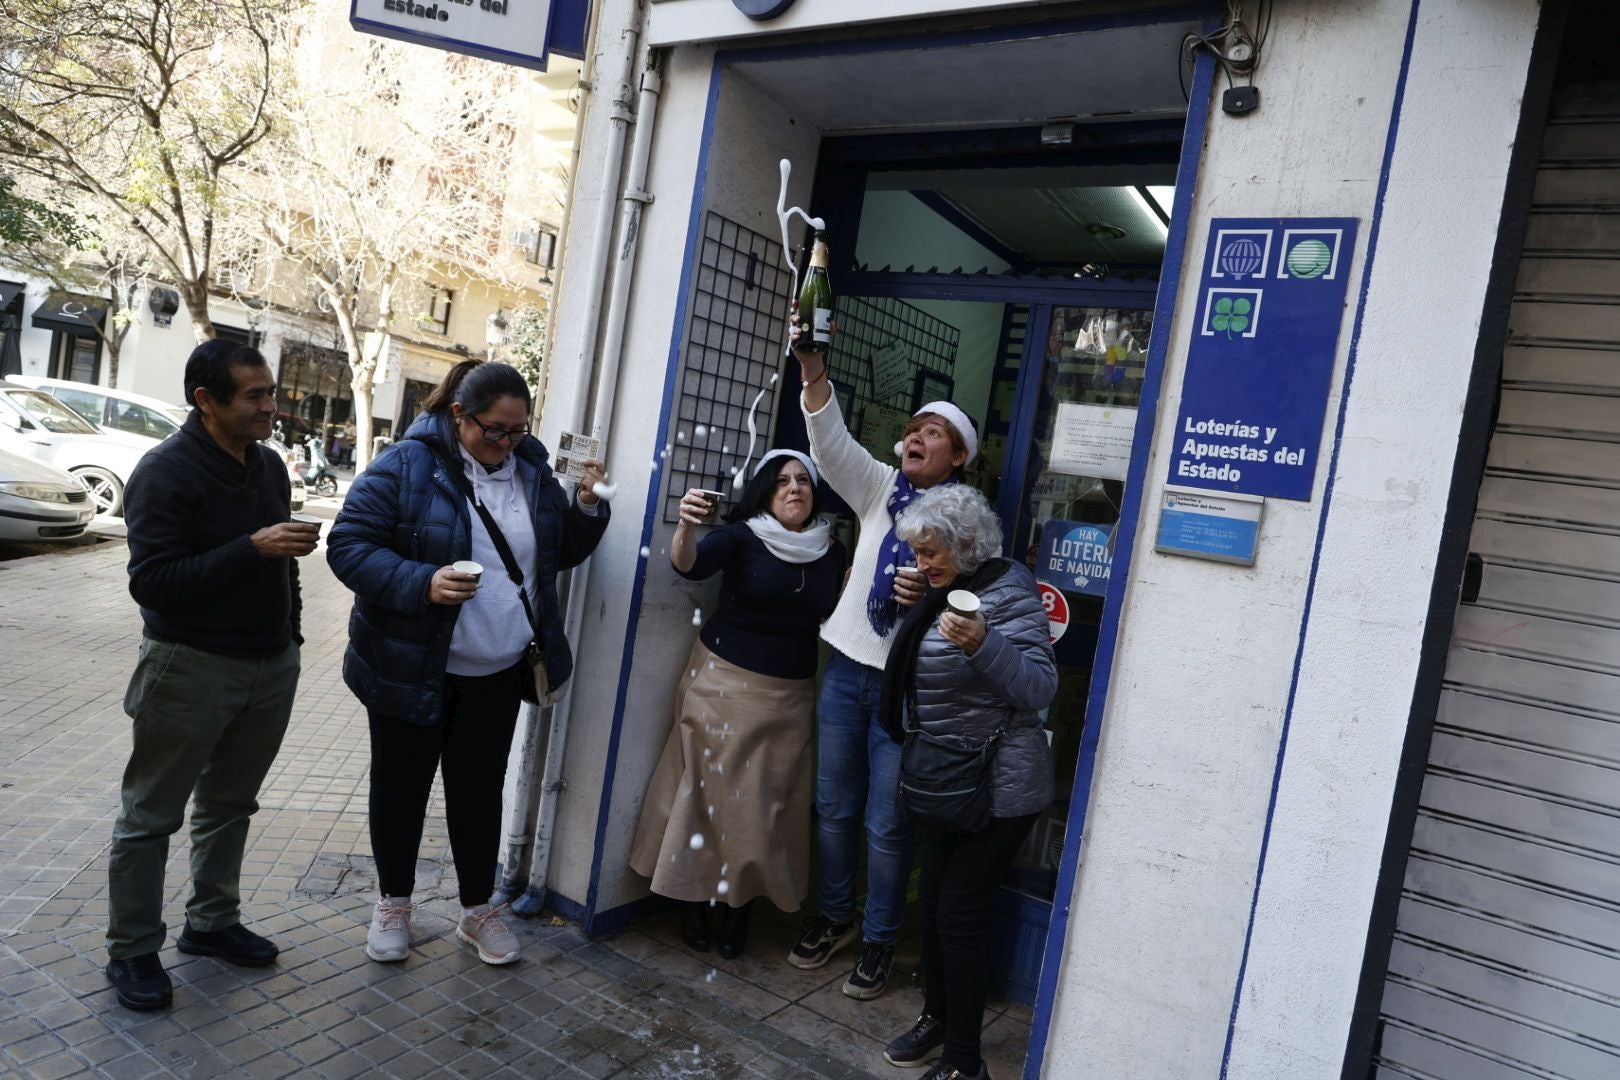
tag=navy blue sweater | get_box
[124,412,300,657]
[680,523,846,680]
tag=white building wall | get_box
[0,272,105,382]
[647,0,1087,47]
[1044,2,1540,1077]
[537,36,729,909]
[586,57,824,915]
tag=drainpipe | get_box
[500,33,662,916]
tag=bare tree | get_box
[503,303,548,399]
[230,7,561,469]
[0,0,291,343]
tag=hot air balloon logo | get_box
[1218,236,1265,278]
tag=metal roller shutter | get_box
[1373,81,1620,1080]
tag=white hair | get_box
[894,484,1003,574]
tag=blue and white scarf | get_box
[865,473,959,637]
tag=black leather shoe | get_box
[176,921,279,967]
[679,901,711,953]
[106,952,172,1010]
[885,1013,945,1066]
[717,902,751,960]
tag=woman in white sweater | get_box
[785,313,978,1001]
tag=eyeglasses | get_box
[466,414,531,445]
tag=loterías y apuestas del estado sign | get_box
[350,0,580,71]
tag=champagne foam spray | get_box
[734,158,825,484]
[776,157,825,333]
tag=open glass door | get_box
[986,304,1152,994]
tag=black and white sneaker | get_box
[842,942,894,1000]
[884,1013,945,1066]
[920,1062,988,1080]
[787,915,858,970]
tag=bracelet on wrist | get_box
[803,368,828,388]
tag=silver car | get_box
[0,446,96,542]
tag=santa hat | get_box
[753,448,818,486]
[894,401,978,465]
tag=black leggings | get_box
[919,812,1039,1074]
[368,663,524,907]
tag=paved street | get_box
[0,536,1031,1080]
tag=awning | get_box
[0,281,23,309]
[30,291,107,336]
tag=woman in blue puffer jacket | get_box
[327,360,608,968]
[876,484,1056,1080]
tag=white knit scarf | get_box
[745,512,832,564]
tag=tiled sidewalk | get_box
[0,540,1029,1079]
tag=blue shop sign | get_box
[1038,520,1113,599]
[351,0,588,70]
[1167,217,1359,501]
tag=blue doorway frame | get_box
[584,10,1221,1079]
[773,56,1216,1078]
[802,54,1219,1080]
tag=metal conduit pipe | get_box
[498,14,645,911]
[508,49,664,919]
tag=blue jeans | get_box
[815,650,912,946]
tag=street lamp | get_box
[485,307,508,362]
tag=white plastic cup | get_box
[452,560,484,584]
[946,589,981,618]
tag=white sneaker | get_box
[365,897,412,962]
[456,903,520,965]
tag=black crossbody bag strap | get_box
[432,447,539,640]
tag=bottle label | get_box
[813,307,832,341]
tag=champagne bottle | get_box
[797,230,833,354]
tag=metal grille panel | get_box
[663,212,794,523]
[826,294,959,419]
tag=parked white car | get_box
[0,446,97,542]
[4,376,305,512]
[11,375,190,441]
[0,381,150,517]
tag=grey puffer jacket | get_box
[909,560,1058,818]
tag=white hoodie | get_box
[446,444,537,677]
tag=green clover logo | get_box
[1212,296,1252,339]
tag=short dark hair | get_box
[725,452,822,524]
[421,359,531,417]
[183,339,269,408]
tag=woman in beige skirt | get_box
[630,450,846,958]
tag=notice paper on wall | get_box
[869,341,912,403]
[1048,403,1136,481]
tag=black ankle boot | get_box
[717,901,751,960]
[679,901,711,952]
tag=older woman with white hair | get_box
[875,484,1057,1080]
[630,449,847,960]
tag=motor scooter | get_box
[298,436,341,498]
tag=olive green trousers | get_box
[106,638,298,960]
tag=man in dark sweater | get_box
[104,341,319,1011]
